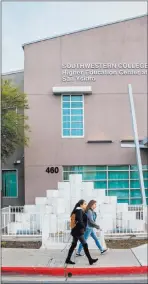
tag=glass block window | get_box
[62,94,84,137]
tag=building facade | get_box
[23,15,148,205]
[2,71,25,207]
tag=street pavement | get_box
[1,247,144,267]
[2,274,148,284]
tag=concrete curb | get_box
[2,266,148,276]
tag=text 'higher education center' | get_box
[22,14,147,206]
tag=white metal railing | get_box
[44,216,147,248]
[128,205,145,220]
[1,205,148,238]
[43,207,147,248]
[2,206,42,237]
[2,207,10,229]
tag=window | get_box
[62,94,84,137]
[2,170,18,197]
[63,165,148,205]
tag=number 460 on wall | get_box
[45,167,59,174]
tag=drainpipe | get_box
[128,84,146,206]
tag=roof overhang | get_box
[52,86,92,95]
[121,143,148,149]
[121,137,148,149]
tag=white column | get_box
[128,84,146,205]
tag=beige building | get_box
[23,14,148,205]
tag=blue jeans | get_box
[77,228,103,253]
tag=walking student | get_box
[65,199,98,265]
[76,200,108,256]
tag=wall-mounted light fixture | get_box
[13,160,21,165]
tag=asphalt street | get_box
[2,274,148,284]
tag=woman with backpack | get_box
[76,200,108,256]
[65,199,98,265]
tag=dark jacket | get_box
[71,207,87,237]
[87,209,100,230]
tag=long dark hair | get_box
[85,200,96,212]
[71,199,86,216]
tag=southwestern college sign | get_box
[61,62,147,82]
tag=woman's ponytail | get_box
[70,199,86,216]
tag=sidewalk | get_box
[2,247,146,267]
[2,246,147,276]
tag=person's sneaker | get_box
[76,253,84,257]
[101,249,108,254]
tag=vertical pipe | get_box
[128,84,146,205]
